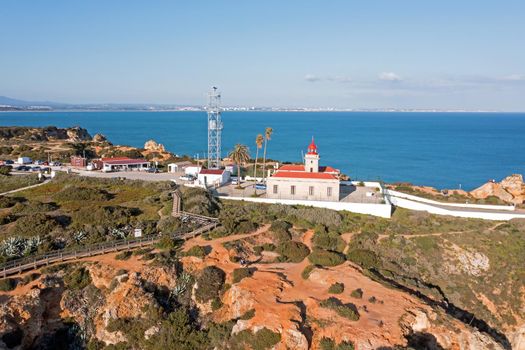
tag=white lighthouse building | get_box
[266,138,340,201]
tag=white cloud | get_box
[304,74,352,83]
[379,72,402,81]
[304,74,322,82]
[501,74,525,81]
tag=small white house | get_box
[197,169,230,188]
[167,161,193,173]
[17,157,32,164]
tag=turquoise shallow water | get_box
[1,111,524,190]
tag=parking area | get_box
[339,184,385,204]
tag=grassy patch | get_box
[0,174,40,193]
[276,241,310,263]
[319,297,360,321]
[301,264,317,280]
[308,248,345,267]
[232,267,256,284]
[328,282,344,294]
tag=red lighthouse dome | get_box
[307,137,318,155]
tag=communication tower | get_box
[206,87,223,169]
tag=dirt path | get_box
[0,179,50,196]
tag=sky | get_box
[1,0,524,110]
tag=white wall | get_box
[385,189,515,211]
[219,196,392,218]
[388,195,525,221]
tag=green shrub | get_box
[253,245,263,255]
[115,251,132,260]
[195,266,225,303]
[12,213,61,237]
[337,341,355,350]
[240,308,256,320]
[157,217,180,233]
[368,296,377,303]
[0,278,18,291]
[236,220,258,234]
[346,249,380,269]
[312,231,346,253]
[64,266,92,290]
[301,265,317,280]
[184,245,209,259]
[276,241,310,263]
[211,297,223,310]
[308,249,345,266]
[350,288,363,299]
[21,273,41,285]
[262,243,276,251]
[319,337,336,350]
[319,297,360,321]
[53,186,112,202]
[270,220,292,242]
[328,282,344,294]
[231,327,281,350]
[155,235,177,250]
[232,267,256,284]
[0,196,23,209]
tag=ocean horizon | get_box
[1,111,524,191]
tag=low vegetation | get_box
[276,240,310,263]
[195,266,225,303]
[319,297,360,321]
[0,174,40,193]
[232,267,256,284]
[328,282,345,294]
[308,248,345,266]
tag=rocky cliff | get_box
[470,174,525,204]
[0,126,92,143]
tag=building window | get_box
[309,186,314,196]
[291,186,296,195]
[273,185,278,194]
[327,187,332,197]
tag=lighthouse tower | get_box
[304,138,319,173]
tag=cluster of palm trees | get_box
[228,127,273,188]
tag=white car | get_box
[179,175,194,181]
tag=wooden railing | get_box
[0,215,218,279]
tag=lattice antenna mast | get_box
[206,87,223,169]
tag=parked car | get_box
[14,165,30,171]
[30,166,41,172]
[34,160,45,165]
[4,160,14,165]
[147,168,159,173]
[255,183,266,190]
[179,174,194,181]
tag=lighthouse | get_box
[305,138,319,173]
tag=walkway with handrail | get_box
[0,213,219,279]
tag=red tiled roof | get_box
[278,164,339,174]
[103,158,149,165]
[319,166,339,173]
[199,169,225,175]
[272,171,337,180]
[279,164,305,171]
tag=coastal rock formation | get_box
[470,174,525,204]
[92,133,110,144]
[0,126,92,143]
[144,139,166,153]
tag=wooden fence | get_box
[1,212,218,279]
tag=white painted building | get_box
[267,139,341,201]
[198,168,230,188]
[101,157,150,172]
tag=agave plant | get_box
[1,236,29,258]
[24,236,42,255]
[171,271,192,297]
[72,230,88,244]
[109,227,127,239]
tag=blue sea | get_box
[1,111,524,190]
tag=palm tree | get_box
[228,144,250,188]
[253,134,264,180]
[262,127,273,182]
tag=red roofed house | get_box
[267,139,340,201]
[198,168,231,188]
[101,157,150,172]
